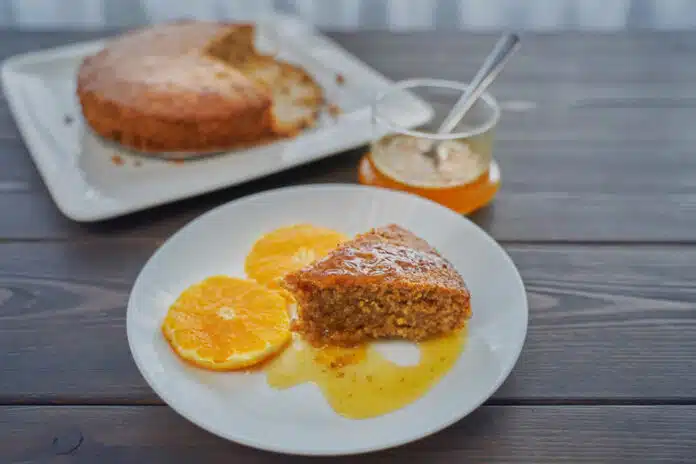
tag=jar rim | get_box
[372,78,501,140]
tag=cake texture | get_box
[207,46,324,137]
[282,224,472,346]
[76,21,323,153]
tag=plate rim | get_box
[126,183,529,456]
[0,14,433,222]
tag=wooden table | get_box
[1,30,695,463]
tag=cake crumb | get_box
[327,103,342,118]
[336,73,345,85]
[171,159,185,165]
[111,154,124,166]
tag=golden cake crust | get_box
[283,224,472,346]
[287,224,468,290]
[77,21,276,153]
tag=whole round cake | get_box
[77,21,324,153]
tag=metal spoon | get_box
[424,33,520,165]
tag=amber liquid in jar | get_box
[359,132,500,215]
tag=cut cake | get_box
[282,224,472,346]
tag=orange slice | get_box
[245,224,348,288]
[161,275,290,370]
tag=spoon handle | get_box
[437,33,521,135]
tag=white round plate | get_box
[127,184,528,456]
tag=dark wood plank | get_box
[329,31,696,83]
[2,405,695,463]
[2,30,696,81]
[1,31,696,241]
[2,242,694,403]
[0,30,108,56]
[2,134,696,242]
[0,241,156,403]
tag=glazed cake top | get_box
[284,224,470,293]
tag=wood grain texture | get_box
[2,405,695,463]
[1,31,696,241]
[2,137,695,242]
[2,242,694,403]
[1,30,696,463]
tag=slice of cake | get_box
[282,224,471,346]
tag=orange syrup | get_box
[265,327,467,419]
[358,153,500,215]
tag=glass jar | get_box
[358,78,501,215]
